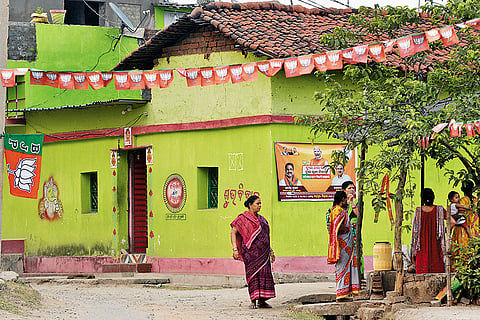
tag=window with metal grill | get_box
[81,172,98,213]
[198,167,218,209]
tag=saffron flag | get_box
[4,133,44,199]
[58,72,74,90]
[397,36,415,57]
[1,70,15,87]
[439,26,459,46]
[298,55,315,75]
[214,66,230,84]
[284,58,300,78]
[342,48,354,64]
[369,44,386,62]
[313,54,328,72]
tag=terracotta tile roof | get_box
[114,1,466,72]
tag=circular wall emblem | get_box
[163,174,187,213]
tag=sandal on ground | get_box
[249,302,257,309]
[258,302,272,308]
[336,297,353,303]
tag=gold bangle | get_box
[233,248,238,251]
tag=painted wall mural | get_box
[163,173,187,220]
[38,177,64,221]
[223,183,260,208]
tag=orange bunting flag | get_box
[383,39,396,53]
[466,18,480,30]
[101,72,114,87]
[45,72,59,88]
[412,34,429,53]
[30,70,47,86]
[213,66,230,84]
[200,67,215,86]
[58,72,74,89]
[313,54,328,72]
[185,68,201,87]
[229,65,245,84]
[158,70,174,88]
[1,70,15,87]
[298,55,315,75]
[284,57,300,78]
[465,122,476,137]
[369,44,386,62]
[326,50,343,70]
[257,59,283,77]
[143,70,160,88]
[352,45,368,63]
[73,72,88,90]
[176,68,186,78]
[474,120,480,135]
[397,36,415,57]
[425,28,441,42]
[114,72,130,90]
[128,71,145,89]
[449,119,462,137]
[342,48,354,64]
[439,26,459,46]
[86,71,104,90]
[242,63,258,81]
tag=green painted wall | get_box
[153,52,270,124]
[2,48,467,260]
[7,23,141,110]
[3,137,118,256]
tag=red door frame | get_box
[128,149,148,253]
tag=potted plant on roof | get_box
[50,9,67,24]
[30,7,49,24]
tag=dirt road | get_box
[0,281,336,320]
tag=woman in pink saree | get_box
[230,195,276,309]
[328,191,360,301]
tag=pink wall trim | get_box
[43,115,295,143]
[150,256,373,275]
[25,256,117,274]
[1,239,25,254]
[24,255,373,275]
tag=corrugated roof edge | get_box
[10,99,149,113]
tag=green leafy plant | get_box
[453,237,480,299]
[35,7,44,14]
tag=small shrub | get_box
[453,236,480,299]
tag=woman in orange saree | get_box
[328,191,359,301]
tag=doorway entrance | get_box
[128,149,148,253]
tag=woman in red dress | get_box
[411,188,450,274]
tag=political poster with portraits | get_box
[275,142,357,201]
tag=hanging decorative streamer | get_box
[375,173,395,230]
[2,19,476,90]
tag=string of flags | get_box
[432,119,480,138]
[2,19,480,90]
[417,118,480,150]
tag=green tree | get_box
[298,1,480,293]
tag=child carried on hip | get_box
[448,191,472,238]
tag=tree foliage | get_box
[297,1,480,285]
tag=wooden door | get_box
[128,149,148,253]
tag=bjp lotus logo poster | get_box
[5,133,44,199]
[275,142,356,201]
